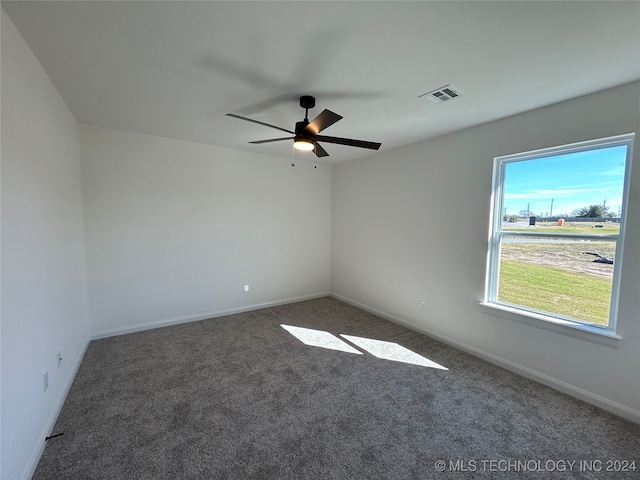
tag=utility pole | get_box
[550,199,554,219]
[527,202,530,217]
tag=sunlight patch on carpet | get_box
[341,335,448,370]
[280,325,447,369]
[281,325,363,354]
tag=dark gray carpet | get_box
[35,297,640,479]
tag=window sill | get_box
[479,302,622,347]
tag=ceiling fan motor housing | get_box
[295,121,310,136]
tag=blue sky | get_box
[504,145,628,217]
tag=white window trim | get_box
[483,133,635,340]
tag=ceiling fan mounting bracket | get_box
[299,95,316,110]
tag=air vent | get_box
[419,84,463,104]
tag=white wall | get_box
[81,126,331,337]
[331,81,640,422]
[1,10,90,480]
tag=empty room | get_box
[1,1,639,479]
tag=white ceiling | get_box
[3,1,640,164]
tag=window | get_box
[485,134,634,336]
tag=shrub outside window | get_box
[485,134,634,335]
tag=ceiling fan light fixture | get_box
[293,137,314,151]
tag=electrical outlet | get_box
[43,371,48,392]
[244,284,250,293]
[419,301,426,310]
[57,351,63,369]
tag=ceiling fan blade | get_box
[313,141,329,157]
[315,135,381,150]
[226,113,294,135]
[304,109,343,135]
[249,137,295,144]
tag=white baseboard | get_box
[22,340,90,480]
[91,292,331,340]
[330,293,640,425]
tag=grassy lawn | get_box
[498,260,611,325]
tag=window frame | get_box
[484,133,635,337]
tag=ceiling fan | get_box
[226,96,381,157]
